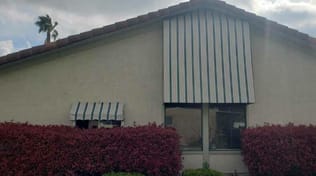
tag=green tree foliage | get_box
[35,14,58,44]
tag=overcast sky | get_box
[0,0,316,56]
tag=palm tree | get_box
[35,14,58,44]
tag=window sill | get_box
[209,149,241,155]
[182,151,203,155]
[182,150,241,155]
[181,146,202,151]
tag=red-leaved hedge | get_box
[241,124,316,176]
[0,122,181,176]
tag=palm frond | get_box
[35,14,59,43]
[52,30,58,41]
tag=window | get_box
[165,104,202,150]
[98,120,122,128]
[75,120,121,129]
[165,104,246,151]
[209,105,246,150]
[76,120,90,129]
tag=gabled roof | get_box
[1,0,315,66]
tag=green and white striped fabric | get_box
[69,102,124,121]
[163,10,255,103]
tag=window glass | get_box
[209,105,246,150]
[75,120,121,129]
[75,120,89,129]
[165,104,202,150]
[99,120,121,128]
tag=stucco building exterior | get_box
[0,0,315,174]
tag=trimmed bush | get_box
[0,122,181,176]
[182,168,224,176]
[242,124,316,176]
[103,172,144,176]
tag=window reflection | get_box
[165,104,202,150]
[209,105,246,150]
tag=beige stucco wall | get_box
[248,28,316,126]
[0,22,164,126]
[182,152,203,169]
[209,151,248,174]
[182,151,248,174]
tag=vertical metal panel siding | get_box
[163,10,255,103]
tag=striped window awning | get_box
[70,102,124,121]
[163,10,255,103]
